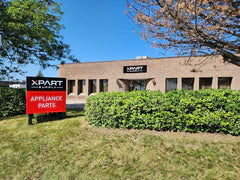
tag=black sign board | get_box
[123,65,147,73]
[26,77,66,91]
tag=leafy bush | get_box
[0,87,26,117]
[85,90,240,135]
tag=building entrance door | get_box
[129,80,146,91]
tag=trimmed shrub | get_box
[0,87,26,117]
[85,89,240,135]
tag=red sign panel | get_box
[26,91,66,114]
[26,77,66,114]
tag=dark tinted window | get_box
[166,78,177,92]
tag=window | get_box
[182,78,194,90]
[166,78,177,92]
[78,80,86,94]
[89,79,96,94]
[199,78,212,89]
[129,80,146,91]
[68,80,75,94]
[218,77,232,89]
[100,79,108,92]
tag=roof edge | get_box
[59,54,223,66]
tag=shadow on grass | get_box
[0,114,26,121]
[36,110,85,124]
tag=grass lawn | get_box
[0,111,239,179]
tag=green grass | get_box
[0,111,240,179]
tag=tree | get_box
[36,70,44,77]
[126,0,240,65]
[0,0,78,80]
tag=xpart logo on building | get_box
[123,65,147,73]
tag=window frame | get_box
[182,78,194,90]
[88,79,97,94]
[199,77,213,89]
[68,80,75,95]
[165,78,178,92]
[99,79,108,92]
[218,77,232,89]
[78,79,86,95]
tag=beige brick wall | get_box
[58,55,240,102]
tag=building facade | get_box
[58,55,240,104]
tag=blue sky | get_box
[18,0,172,80]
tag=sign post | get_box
[28,114,34,125]
[26,77,66,124]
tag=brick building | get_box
[58,55,240,104]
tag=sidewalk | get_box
[66,100,86,110]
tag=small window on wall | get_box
[199,78,212,89]
[182,78,194,90]
[68,80,75,94]
[218,77,232,89]
[89,79,96,94]
[166,78,177,92]
[78,80,86,94]
[100,79,108,92]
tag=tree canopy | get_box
[126,0,240,65]
[36,70,44,77]
[0,0,78,80]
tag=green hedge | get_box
[0,87,26,117]
[85,90,240,135]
